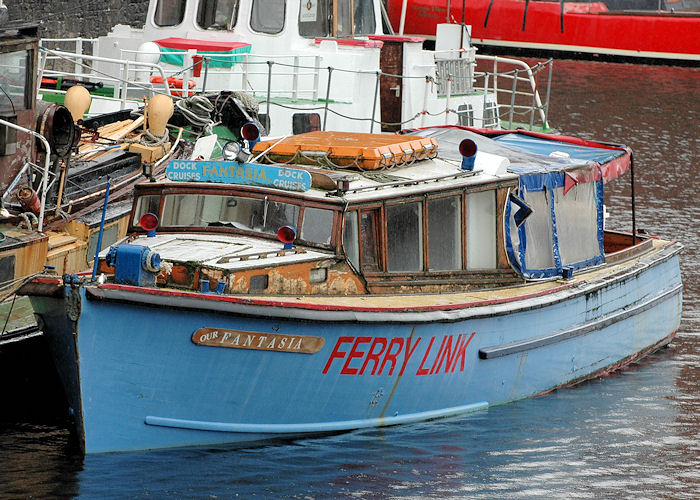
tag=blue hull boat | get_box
[22,127,683,453]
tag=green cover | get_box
[159,45,252,68]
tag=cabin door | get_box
[379,41,403,133]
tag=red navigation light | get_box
[139,212,159,235]
[277,225,297,249]
[459,139,478,171]
[241,122,260,142]
[241,122,261,151]
[459,138,477,158]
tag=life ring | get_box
[150,75,196,96]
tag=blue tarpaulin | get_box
[491,133,626,165]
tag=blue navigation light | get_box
[459,139,478,171]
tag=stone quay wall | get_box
[7,0,149,38]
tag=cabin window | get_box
[154,0,187,26]
[428,196,462,271]
[0,50,31,113]
[87,224,119,265]
[292,113,321,134]
[197,0,239,30]
[466,190,496,269]
[482,102,499,128]
[0,255,14,285]
[299,0,329,37]
[457,104,473,127]
[387,202,423,272]
[359,210,380,271]
[521,189,555,270]
[343,211,360,269]
[336,0,352,37]
[160,194,304,238]
[301,207,333,244]
[352,0,376,35]
[263,199,300,233]
[554,182,601,266]
[299,0,375,38]
[249,274,269,291]
[133,195,162,227]
[250,0,285,34]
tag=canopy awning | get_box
[405,126,631,185]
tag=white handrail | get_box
[39,39,551,131]
[41,48,173,98]
[0,119,51,232]
[476,54,549,128]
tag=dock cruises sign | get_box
[166,160,312,192]
[192,328,324,354]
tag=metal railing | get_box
[38,38,553,132]
[474,55,553,130]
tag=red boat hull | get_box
[386,0,700,61]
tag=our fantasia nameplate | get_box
[192,328,325,354]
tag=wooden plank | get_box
[46,231,78,249]
[101,116,145,141]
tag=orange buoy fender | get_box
[150,75,196,92]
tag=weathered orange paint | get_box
[168,264,194,286]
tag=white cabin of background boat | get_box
[154,0,377,38]
[62,0,551,136]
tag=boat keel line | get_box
[144,401,489,433]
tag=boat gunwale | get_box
[57,239,683,324]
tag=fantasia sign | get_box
[166,160,312,191]
[192,328,324,354]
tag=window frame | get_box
[0,48,33,113]
[358,206,383,272]
[384,198,424,273]
[250,0,286,34]
[298,0,377,38]
[130,188,340,250]
[153,0,187,27]
[341,183,511,281]
[196,0,240,31]
[426,192,464,272]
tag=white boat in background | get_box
[38,0,554,135]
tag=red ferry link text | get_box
[322,333,476,376]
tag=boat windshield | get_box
[134,193,335,246]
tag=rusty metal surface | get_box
[379,41,403,132]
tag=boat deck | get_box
[210,238,675,312]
